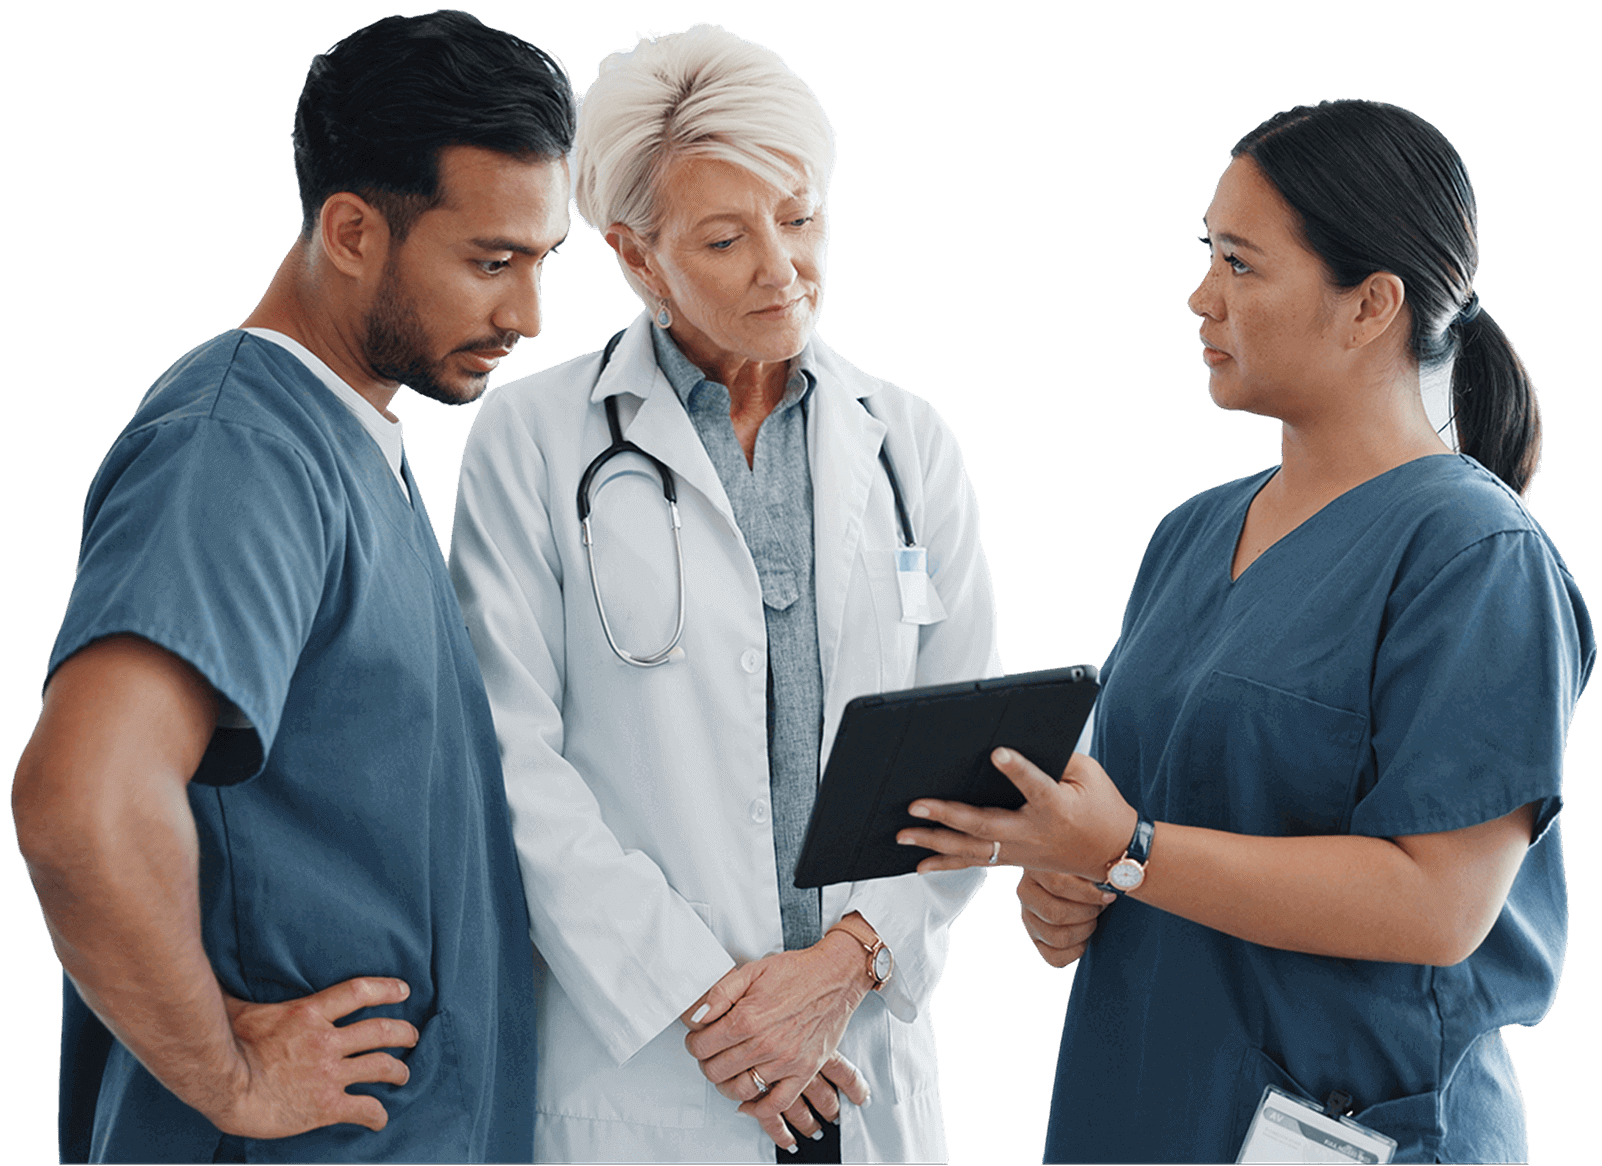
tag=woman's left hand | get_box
[898,749,1138,881]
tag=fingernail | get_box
[908,805,930,818]
[785,1143,798,1155]
[994,748,1012,764]
[690,1003,710,1024]
[896,833,914,845]
[861,1092,872,1108]
[1102,892,1116,904]
[810,1129,825,1141]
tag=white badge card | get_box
[895,546,941,625]
[1237,1086,1396,1164]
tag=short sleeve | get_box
[1355,529,1593,838]
[48,417,329,784]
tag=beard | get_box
[362,261,509,406]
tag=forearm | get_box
[1130,810,1531,965]
[19,753,245,1114]
[14,637,245,1120]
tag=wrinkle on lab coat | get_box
[450,315,1001,1162]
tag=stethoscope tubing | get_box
[577,327,914,668]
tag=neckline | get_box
[1227,453,1461,586]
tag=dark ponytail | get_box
[1450,310,1541,495]
[1233,101,1541,494]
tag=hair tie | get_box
[1456,291,1482,326]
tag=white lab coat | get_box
[449,315,1001,1162]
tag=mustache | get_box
[453,332,520,355]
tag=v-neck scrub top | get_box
[47,332,536,1163]
[1045,455,1593,1164]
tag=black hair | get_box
[1234,100,1540,494]
[293,9,575,241]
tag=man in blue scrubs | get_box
[11,12,572,1162]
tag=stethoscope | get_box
[577,329,916,668]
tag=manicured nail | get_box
[993,748,1012,764]
[785,1142,798,1154]
[810,1129,825,1141]
[861,1092,872,1108]
[908,804,930,818]
[690,1003,710,1024]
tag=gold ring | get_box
[988,840,1001,865]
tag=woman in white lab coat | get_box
[448,25,1011,1165]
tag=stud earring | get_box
[655,298,673,329]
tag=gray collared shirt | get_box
[651,326,824,951]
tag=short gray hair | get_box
[573,25,835,299]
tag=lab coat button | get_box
[740,648,763,674]
[750,799,770,824]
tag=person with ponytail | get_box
[897,100,1593,1162]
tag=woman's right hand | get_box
[1017,870,1113,967]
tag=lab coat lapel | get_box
[592,318,739,533]
[811,351,886,702]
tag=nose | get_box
[494,265,544,339]
[753,227,799,290]
[1188,265,1219,319]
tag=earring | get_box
[655,298,673,329]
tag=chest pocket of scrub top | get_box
[1168,670,1367,836]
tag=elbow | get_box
[1413,913,1498,968]
[1428,931,1493,969]
[13,747,84,888]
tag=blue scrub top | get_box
[1045,456,1593,1164]
[48,332,536,1163]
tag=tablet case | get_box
[792,664,1099,888]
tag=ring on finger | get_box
[749,1068,770,1096]
[988,839,1001,865]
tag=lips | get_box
[751,297,804,317]
[1199,331,1230,365]
[460,346,513,373]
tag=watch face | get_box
[1108,858,1145,891]
[872,945,894,985]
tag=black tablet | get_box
[792,664,1099,889]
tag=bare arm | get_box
[12,634,417,1137]
[900,749,1535,967]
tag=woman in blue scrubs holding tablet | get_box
[899,100,1593,1163]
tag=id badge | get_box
[895,546,944,625]
[1237,1086,1396,1164]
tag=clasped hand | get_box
[681,932,871,1152]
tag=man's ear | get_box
[318,192,390,281]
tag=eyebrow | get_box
[688,195,815,232]
[471,234,567,256]
[1202,222,1263,254]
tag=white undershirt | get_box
[243,327,409,501]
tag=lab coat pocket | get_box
[860,551,945,688]
[533,904,714,1130]
[882,996,940,1103]
[1174,670,1367,836]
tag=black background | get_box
[18,11,1582,1166]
